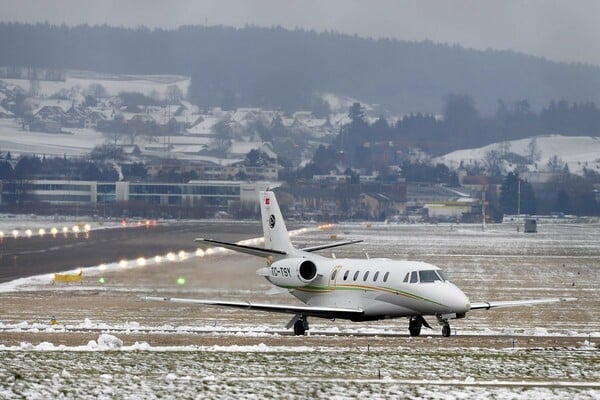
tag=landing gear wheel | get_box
[408,317,422,337]
[441,324,451,337]
[293,318,308,336]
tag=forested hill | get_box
[2,22,600,114]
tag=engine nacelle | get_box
[266,258,319,287]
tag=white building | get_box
[1,180,276,207]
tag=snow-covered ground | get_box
[436,135,600,175]
[3,71,190,99]
[0,336,598,399]
[0,119,106,158]
[0,220,598,398]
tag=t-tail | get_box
[260,190,296,255]
[195,190,362,258]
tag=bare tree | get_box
[527,137,542,163]
[29,79,41,97]
[483,149,503,176]
[87,83,108,99]
[547,155,565,172]
[166,85,184,103]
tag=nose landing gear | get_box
[441,323,451,337]
[437,313,457,337]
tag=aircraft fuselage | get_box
[263,255,471,320]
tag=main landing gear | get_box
[408,316,433,337]
[408,317,423,337]
[287,315,309,336]
[408,316,451,337]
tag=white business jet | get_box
[146,190,575,337]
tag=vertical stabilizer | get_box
[260,191,295,254]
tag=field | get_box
[0,221,599,398]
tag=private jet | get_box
[146,190,575,337]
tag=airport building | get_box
[0,179,275,208]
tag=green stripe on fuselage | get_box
[287,283,444,307]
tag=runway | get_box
[0,221,261,283]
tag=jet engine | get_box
[265,258,319,287]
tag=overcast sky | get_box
[1,0,599,66]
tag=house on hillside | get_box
[84,111,107,129]
[64,105,87,128]
[33,105,66,122]
[29,105,67,133]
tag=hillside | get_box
[436,135,600,175]
[0,72,354,166]
[2,23,600,114]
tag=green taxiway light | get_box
[177,277,186,286]
[99,277,105,284]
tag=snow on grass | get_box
[0,119,106,157]
[0,341,598,399]
[0,220,598,397]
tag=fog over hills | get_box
[2,23,600,114]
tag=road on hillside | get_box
[0,221,262,283]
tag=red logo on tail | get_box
[265,198,270,205]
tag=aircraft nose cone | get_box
[449,286,470,313]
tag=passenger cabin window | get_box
[409,271,418,283]
[373,271,380,282]
[403,273,409,283]
[419,270,443,283]
[353,271,359,281]
[331,269,338,280]
[343,270,349,280]
[363,271,369,281]
[383,271,390,282]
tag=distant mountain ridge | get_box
[1,23,600,114]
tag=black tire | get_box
[293,319,306,336]
[442,324,451,337]
[408,317,422,337]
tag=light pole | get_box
[517,178,521,218]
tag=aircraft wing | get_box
[144,296,364,319]
[300,239,363,253]
[195,238,287,257]
[470,297,576,310]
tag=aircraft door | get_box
[329,265,342,289]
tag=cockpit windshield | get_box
[418,270,444,283]
[404,269,452,284]
[437,270,451,282]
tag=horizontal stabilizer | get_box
[470,297,576,310]
[144,296,364,319]
[195,238,287,257]
[301,239,363,253]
